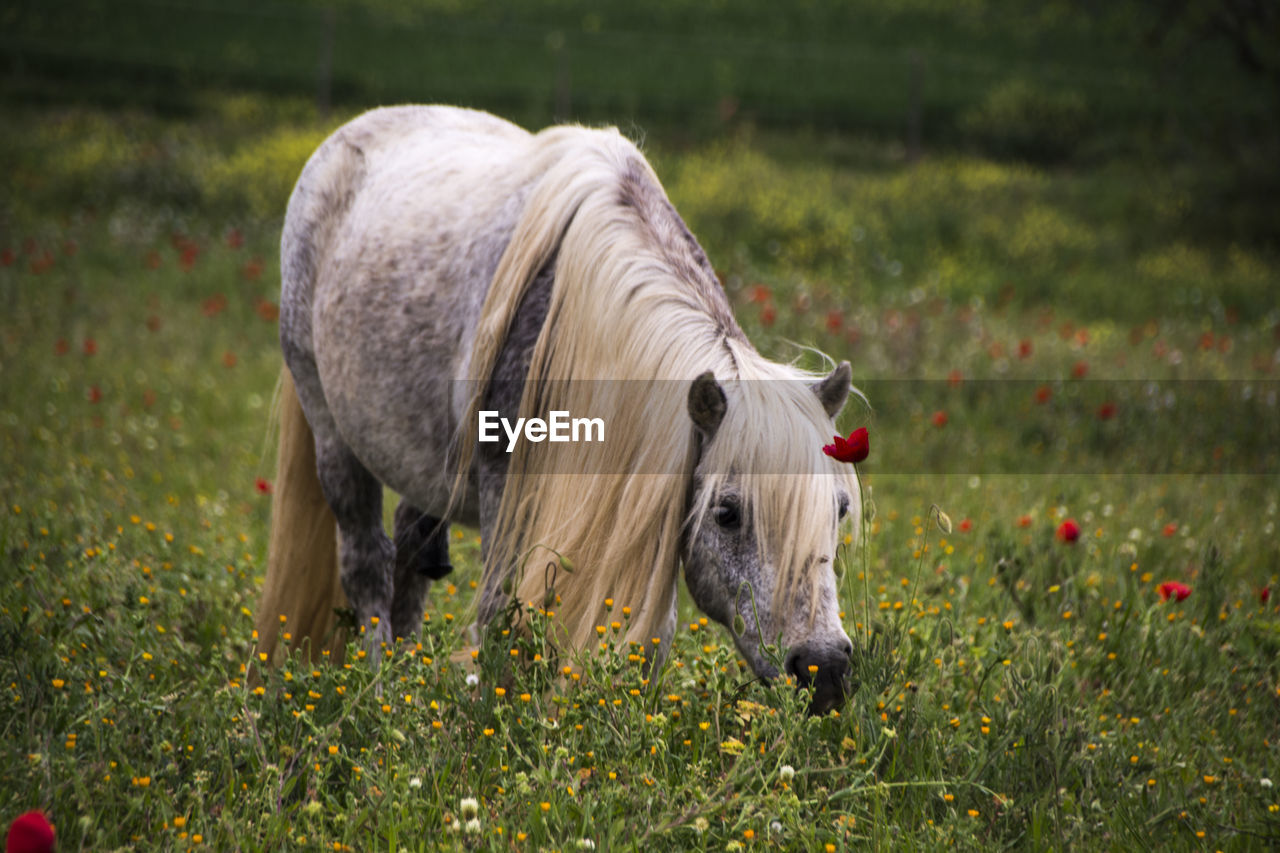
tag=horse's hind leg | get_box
[314,437,394,649]
[391,502,452,640]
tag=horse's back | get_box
[280,105,530,349]
[280,106,537,515]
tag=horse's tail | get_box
[255,367,348,664]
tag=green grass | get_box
[2,98,1279,850]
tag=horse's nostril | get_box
[842,640,853,658]
[783,651,813,686]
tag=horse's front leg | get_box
[315,439,394,650]
[390,502,452,641]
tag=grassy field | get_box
[2,98,1279,850]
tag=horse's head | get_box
[681,363,859,715]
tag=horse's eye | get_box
[837,495,850,521]
[714,499,741,531]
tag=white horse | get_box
[256,106,861,712]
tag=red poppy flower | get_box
[1072,361,1088,378]
[6,810,55,853]
[931,410,948,428]
[1034,385,1052,404]
[1056,519,1080,543]
[179,243,200,272]
[254,299,279,323]
[947,369,963,387]
[87,385,102,404]
[1017,515,1032,528]
[29,251,54,275]
[745,283,771,304]
[1162,522,1177,537]
[760,304,776,327]
[0,248,13,267]
[825,310,843,333]
[242,257,264,281]
[82,338,97,356]
[1260,586,1271,605]
[1017,339,1032,359]
[255,477,272,495]
[823,427,869,464]
[1097,401,1116,420]
[1157,581,1191,602]
[226,228,244,249]
[222,351,238,368]
[958,518,973,533]
[201,294,227,318]
[54,339,69,356]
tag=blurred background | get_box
[2,0,1278,337]
[4,0,1278,169]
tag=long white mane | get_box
[461,125,861,657]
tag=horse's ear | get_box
[812,361,852,419]
[688,371,727,442]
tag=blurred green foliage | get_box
[5,0,1277,248]
[0,0,1268,154]
[2,96,1276,324]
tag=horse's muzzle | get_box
[785,642,853,715]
